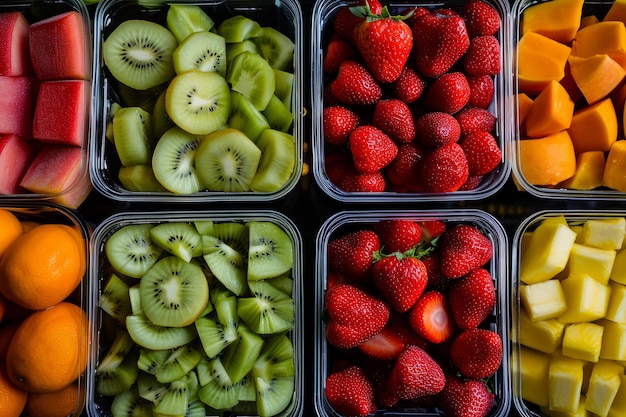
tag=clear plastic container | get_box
[86,210,303,417]
[90,0,303,203]
[310,0,512,203]
[314,209,511,416]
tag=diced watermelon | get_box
[0,12,32,76]
[50,168,92,209]
[0,133,36,194]
[0,75,37,138]
[28,11,87,80]
[32,80,88,147]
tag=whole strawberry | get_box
[415,112,461,149]
[323,37,359,74]
[463,35,501,76]
[325,365,377,417]
[373,253,428,313]
[332,0,384,41]
[328,229,380,281]
[459,131,502,176]
[450,328,503,379]
[372,99,415,143]
[330,60,382,105]
[324,105,361,145]
[424,71,471,114]
[467,74,495,108]
[460,0,501,38]
[386,345,446,400]
[418,142,469,193]
[447,267,496,329]
[385,142,426,192]
[455,106,497,134]
[438,224,492,278]
[392,64,427,103]
[349,125,398,174]
[374,219,423,253]
[439,374,495,417]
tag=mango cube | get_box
[566,243,616,284]
[519,346,551,407]
[606,282,626,323]
[562,322,604,362]
[608,374,626,417]
[558,274,610,323]
[548,354,585,413]
[581,217,626,250]
[519,307,565,353]
[610,248,626,284]
[599,319,626,361]
[521,280,568,321]
[540,396,588,417]
[586,360,624,417]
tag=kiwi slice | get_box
[213,221,248,255]
[112,106,154,167]
[195,315,238,358]
[126,313,197,350]
[98,329,136,372]
[96,351,139,396]
[116,83,166,113]
[233,374,256,402]
[222,322,264,384]
[118,165,168,192]
[195,128,262,192]
[197,357,239,410]
[137,371,168,402]
[228,91,270,142]
[262,95,294,132]
[165,70,231,135]
[111,385,154,417]
[265,275,294,296]
[226,40,259,62]
[129,285,142,315]
[255,375,295,417]
[166,4,215,44]
[105,224,163,279]
[139,256,209,327]
[273,68,294,109]
[182,371,200,402]
[151,126,202,194]
[227,51,275,111]
[173,31,227,76]
[193,220,215,236]
[103,20,177,91]
[252,334,295,381]
[216,15,263,43]
[149,222,202,263]
[202,238,247,296]
[137,348,170,375]
[155,343,203,383]
[237,281,294,335]
[152,90,176,140]
[106,102,123,143]
[153,379,189,417]
[247,221,294,280]
[252,26,295,71]
[99,273,132,324]
[187,399,207,417]
[250,129,296,193]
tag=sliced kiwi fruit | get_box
[129,285,142,315]
[105,223,163,279]
[165,70,231,135]
[126,313,197,350]
[247,221,294,280]
[103,20,177,91]
[273,68,294,109]
[228,91,270,142]
[222,322,264,384]
[195,315,238,358]
[250,129,296,193]
[149,222,202,263]
[252,26,295,71]
[98,329,136,373]
[197,357,239,410]
[99,273,132,324]
[227,51,275,111]
[195,128,262,192]
[118,165,168,192]
[173,31,227,76]
[213,221,248,255]
[202,238,247,296]
[193,220,215,236]
[166,4,215,44]
[237,280,294,335]
[252,333,295,381]
[153,379,189,417]
[151,126,202,194]
[112,106,154,167]
[216,15,263,43]
[139,256,209,327]
[265,275,293,297]
[106,102,123,143]
[137,348,170,375]
[233,374,256,402]
[137,371,168,402]
[186,399,207,417]
[226,40,259,62]
[152,90,176,140]
[155,343,203,383]
[96,351,139,396]
[182,370,200,402]
[111,385,154,417]
[116,83,166,113]
[255,375,294,417]
[262,95,294,133]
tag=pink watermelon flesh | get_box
[0,75,37,138]
[32,80,88,147]
[28,11,87,80]
[0,133,37,194]
[50,167,92,209]
[0,12,33,76]
[20,144,87,196]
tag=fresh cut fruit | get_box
[0,11,32,76]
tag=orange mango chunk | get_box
[568,54,626,105]
[517,32,572,95]
[517,93,534,128]
[519,130,577,186]
[525,80,575,138]
[570,21,626,70]
[521,0,584,44]
[603,141,626,192]
[568,98,618,153]
[580,14,600,28]
[559,151,605,190]
[604,0,626,25]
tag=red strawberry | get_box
[387,313,431,350]
[373,254,428,313]
[459,175,484,191]
[327,271,351,288]
[349,125,398,174]
[463,35,501,76]
[421,251,448,291]
[424,71,471,114]
[415,112,461,149]
[385,142,426,192]
[339,168,387,192]
[323,37,359,73]
[325,365,377,417]
[467,74,495,108]
[325,284,390,349]
[392,64,427,103]
[418,142,469,193]
[447,267,496,329]
[409,290,455,343]
[332,0,384,42]
[353,6,413,83]
[374,219,423,253]
[459,131,502,176]
[455,106,496,135]
[438,224,492,278]
[387,345,446,400]
[411,10,470,78]
[363,360,399,408]
[323,105,361,145]
[460,0,501,38]
[450,328,503,379]
[439,374,495,417]
[418,219,447,241]
[330,60,382,105]
[358,325,406,360]
[372,99,415,143]
[328,229,380,281]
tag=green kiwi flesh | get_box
[111,385,154,417]
[216,15,263,43]
[252,26,295,71]
[212,221,248,254]
[195,315,238,358]
[96,351,139,396]
[152,90,176,140]
[273,68,294,109]
[118,165,167,192]
[228,91,270,143]
[137,348,170,375]
[226,40,259,62]
[237,281,294,335]
[154,343,203,383]
[105,224,163,279]
[112,106,154,167]
[153,379,189,416]
[247,221,294,280]
[202,238,247,296]
[151,127,202,194]
[166,4,215,44]
[262,94,294,133]
[126,313,197,350]
[227,51,275,112]
[173,31,227,76]
[149,222,202,262]
[255,375,295,417]
[221,322,264,384]
[252,334,295,381]
[99,273,132,324]
[136,371,168,402]
[197,357,239,410]
[250,129,296,193]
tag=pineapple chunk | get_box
[586,360,624,417]
[610,248,626,285]
[558,274,610,323]
[540,396,588,417]
[521,280,568,321]
[566,243,616,284]
[599,319,626,361]
[608,374,626,417]
[549,353,585,413]
[606,282,626,323]
[519,346,551,407]
[581,218,626,250]
[520,217,577,284]
[562,322,604,362]
[519,307,565,353]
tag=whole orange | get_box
[0,223,84,310]
[0,209,23,259]
[0,363,27,417]
[6,302,90,393]
[24,381,83,417]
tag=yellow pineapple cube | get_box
[586,360,624,417]
[519,307,565,353]
[608,374,626,417]
[519,346,551,407]
[558,274,610,323]
[521,280,568,321]
[566,243,616,284]
[562,322,604,362]
[520,217,577,284]
[540,396,588,417]
[549,353,585,413]
[605,282,626,323]
[581,218,626,250]
[610,248,626,284]
[599,319,626,361]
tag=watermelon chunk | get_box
[32,80,88,147]
[0,12,32,76]
[28,11,87,80]
[0,75,37,138]
[0,133,36,194]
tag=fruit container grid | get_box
[314,209,512,417]
[86,210,304,417]
[310,0,513,203]
[90,0,304,203]
[510,0,626,200]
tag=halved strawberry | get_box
[358,326,405,360]
[409,290,455,343]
